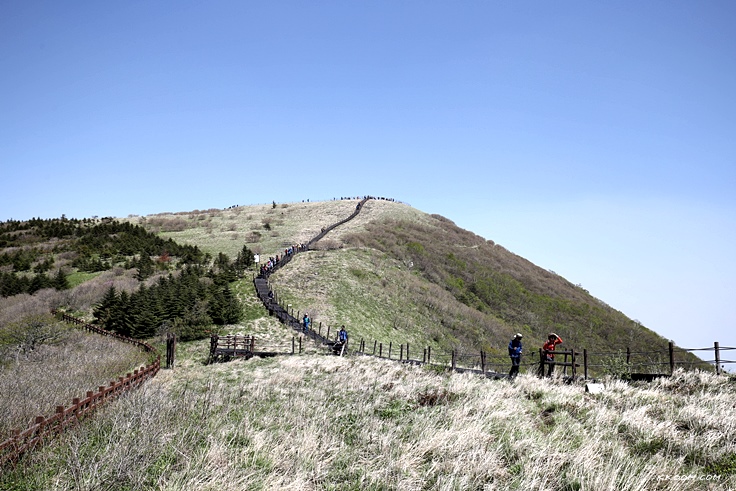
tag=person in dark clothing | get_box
[508,333,523,379]
[302,313,311,334]
[333,325,349,356]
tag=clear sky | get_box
[2,1,735,365]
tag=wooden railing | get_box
[0,312,160,467]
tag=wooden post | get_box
[373,340,377,355]
[669,341,675,375]
[538,348,545,377]
[299,336,302,354]
[379,342,383,358]
[626,346,631,365]
[423,348,427,363]
[389,342,392,359]
[715,342,721,375]
[583,349,589,380]
[571,348,576,379]
[166,333,176,369]
[400,344,404,361]
[326,325,331,342]
[480,350,485,373]
[427,346,431,364]
[319,323,322,337]
[563,350,569,376]
[292,336,295,354]
[451,350,456,370]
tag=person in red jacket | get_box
[541,333,563,377]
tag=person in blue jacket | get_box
[338,325,348,344]
[508,333,523,379]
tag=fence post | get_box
[583,349,588,380]
[571,348,576,379]
[166,333,176,369]
[669,341,675,375]
[481,350,485,373]
[715,342,721,375]
[427,346,431,364]
[373,340,377,355]
[400,344,404,361]
[209,335,218,362]
[451,350,456,370]
[319,323,322,337]
[326,326,331,342]
[389,342,392,359]
[538,348,545,377]
[299,336,302,354]
[626,346,631,366]
[292,336,295,354]
[407,343,410,361]
[379,343,383,358]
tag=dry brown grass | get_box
[3,355,733,490]
[0,321,151,440]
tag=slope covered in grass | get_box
[3,352,733,490]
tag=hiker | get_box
[542,333,563,377]
[333,325,349,355]
[508,333,523,379]
[302,313,311,334]
[338,325,348,345]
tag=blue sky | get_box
[2,1,735,365]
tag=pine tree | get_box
[93,286,119,327]
[52,269,70,290]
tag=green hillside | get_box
[1,199,706,374]
[2,198,731,490]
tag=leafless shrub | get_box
[0,316,149,439]
[57,251,78,261]
[144,217,190,232]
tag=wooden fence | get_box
[0,312,161,467]
[208,334,306,363]
[350,337,734,380]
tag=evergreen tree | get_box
[52,269,70,290]
[28,273,51,294]
[135,253,155,280]
[234,244,254,276]
[93,286,119,328]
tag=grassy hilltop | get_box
[1,198,733,490]
[137,198,702,372]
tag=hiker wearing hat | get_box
[542,333,563,377]
[508,333,523,379]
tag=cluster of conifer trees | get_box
[1,217,257,341]
[0,218,206,297]
[93,266,243,341]
[0,269,70,297]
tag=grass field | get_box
[2,198,732,490]
[2,352,734,490]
